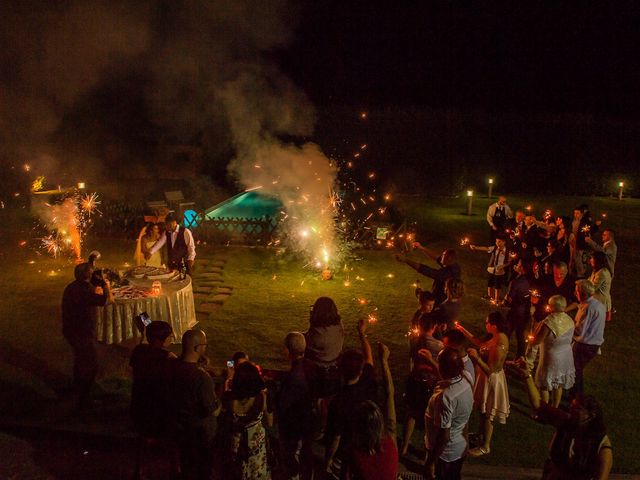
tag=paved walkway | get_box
[191,255,233,321]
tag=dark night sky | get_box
[2,1,640,195]
[281,2,640,117]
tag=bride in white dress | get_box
[134,223,162,267]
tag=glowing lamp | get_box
[77,182,86,189]
[152,281,162,296]
[488,178,494,184]
[619,181,624,187]
[466,190,474,215]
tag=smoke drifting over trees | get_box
[0,0,322,192]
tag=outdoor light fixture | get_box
[466,190,474,215]
[618,181,625,200]
[488,178,494,198]
[467,190,473,197]
[77,182,86,189]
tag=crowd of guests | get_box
[62,196,617,480]
[391,198,615,479]
[127,299,400,480]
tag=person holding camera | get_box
[61,262,113,412]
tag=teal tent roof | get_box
[204,189,282,220]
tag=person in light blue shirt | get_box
[571,280,606,397]
[425,348,474,480]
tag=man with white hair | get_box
[571,280,606,397]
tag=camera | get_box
[90,269,106,288]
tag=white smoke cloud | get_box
[2,1,341,264]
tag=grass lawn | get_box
[1,193,639,473]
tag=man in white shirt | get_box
[486,196,513,243]
[147,213,196,274]
[425,348,474,480]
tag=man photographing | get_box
[61,262,113,412]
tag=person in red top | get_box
[345,343,398,480]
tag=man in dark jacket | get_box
[61,262,112,411]
[397,243,462,306]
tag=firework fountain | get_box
[37,187,101,261]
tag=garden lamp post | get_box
[488,178,494,199]
[466,190,474,216]
[618,181,624,201]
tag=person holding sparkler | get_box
[396,243,461,306]
[532,262,578,324]
[325,318,381,477]
[521,295,575,408]
[468,234,511,304]
[456,312,510,457]
[432,278,465,337]
[585,228,617,279]
[571,205,599,278]
[401,313,443,457]
[514,364,612,480]
[503,260,531,358]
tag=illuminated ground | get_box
[1,194,639,474]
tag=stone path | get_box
[191,255,233,322]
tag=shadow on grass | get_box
[0,339,69,393]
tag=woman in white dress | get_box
[526,295,575,408]
[457,311,510,457]
[134,223,162,267]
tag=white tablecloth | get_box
[95,276,196,344]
